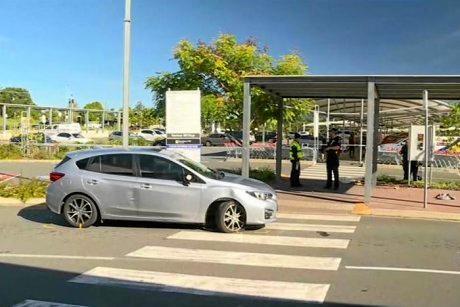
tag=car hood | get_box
[218,172,275,193]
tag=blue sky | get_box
[0,0,459,109]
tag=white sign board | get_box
[166,90,201,162]
[408,125,435,161]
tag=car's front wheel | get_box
[215,201,246,233]
[62,194,98,228]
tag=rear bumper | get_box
[46,183,66,214]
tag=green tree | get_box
[442,102,460,129]
[83,101,104,122]
[130,102,160,128]
[0,87,34,105]
[145,34,313,130]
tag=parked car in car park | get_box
[202,133,239,146]
[227,131,256,144]
[137,129,166,142]
[49,132,89,144]
[108,131,139,141]
[46,148,277,232]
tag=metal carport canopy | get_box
[244,75,460,99]
[241,75,460,205]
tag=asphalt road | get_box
[1,205,460,306]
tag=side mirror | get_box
[182,173,193,186]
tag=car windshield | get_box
[178,158,219,179]
[72,134,83,138]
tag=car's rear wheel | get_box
[62,194,98,228]
[215,201,246,233]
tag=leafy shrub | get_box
[0,144,23,159]
[0,180,49,202]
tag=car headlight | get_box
[247,191,273,201]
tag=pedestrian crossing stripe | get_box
[277,213,361,222]
[300,164,365,180]
[126,246,341,270]
[267,222,356,233]
[168,231,349,249]
[69,267,330,303]
[12,300,87,307]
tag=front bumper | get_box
[237,190,278,225]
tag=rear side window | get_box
[76,156,101,172]
[56,156,71,168]
[100,154,134,176]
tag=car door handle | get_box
[140,183,152,189]
[86,179,98,185]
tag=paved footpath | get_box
[1,205,460,306]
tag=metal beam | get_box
[359,99,364,166]
[275,98,283,181]
[242,82,251,177]
[364,82,380,204]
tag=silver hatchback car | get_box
[46,148,277,232]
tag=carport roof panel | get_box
[244,75,460,99]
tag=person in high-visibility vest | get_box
[290,133,304,187]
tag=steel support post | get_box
[423,90,429,209]
[122,0,132,148]
[2,105,6,133]
[49,108,53,126]
[242,82,251,177]
[326,98,330,141]
[275,98,283,182]
[85,111,89,133]
[102,111,105,132]
[364,82,380,204]
[359,99,364,166]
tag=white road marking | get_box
[267,222,356,233]
[12,300,87,307]
[277,213,361,222]
[70,267,330,303]
[0,254,114,260]
[127,246,341,270]
[346,266,460,275]
[168,231,349,249]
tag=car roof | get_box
[66,147,181,160]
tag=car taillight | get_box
[50,172,65,182]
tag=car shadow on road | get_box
[17,204,204,231]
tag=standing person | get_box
[399,140,419,181]
[290,133,304,187]
[400,140,409,180]
[324,128,341,190]
[348,133,355,159]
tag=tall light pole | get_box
[122,0,132,148]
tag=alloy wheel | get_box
[66,197,94,226]
[223,203,244,232]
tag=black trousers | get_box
[403,161,419,181]
[326,162,339,188]
[290,160,301,187]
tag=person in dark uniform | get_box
[290,133,304,187]
[399,140,419,181]
[324,128,341,190]
[348,133,355,159]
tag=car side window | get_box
[137,155,184,181]
[100,154,134,176]
[76,156,101,172]
[58,133,70,137]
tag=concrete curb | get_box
[0,197,45,206]
[352,203,460,222]
[0,159,59,163]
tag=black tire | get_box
[205,141,212,147]
[215,201,246,233]
[62,194,98,228]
